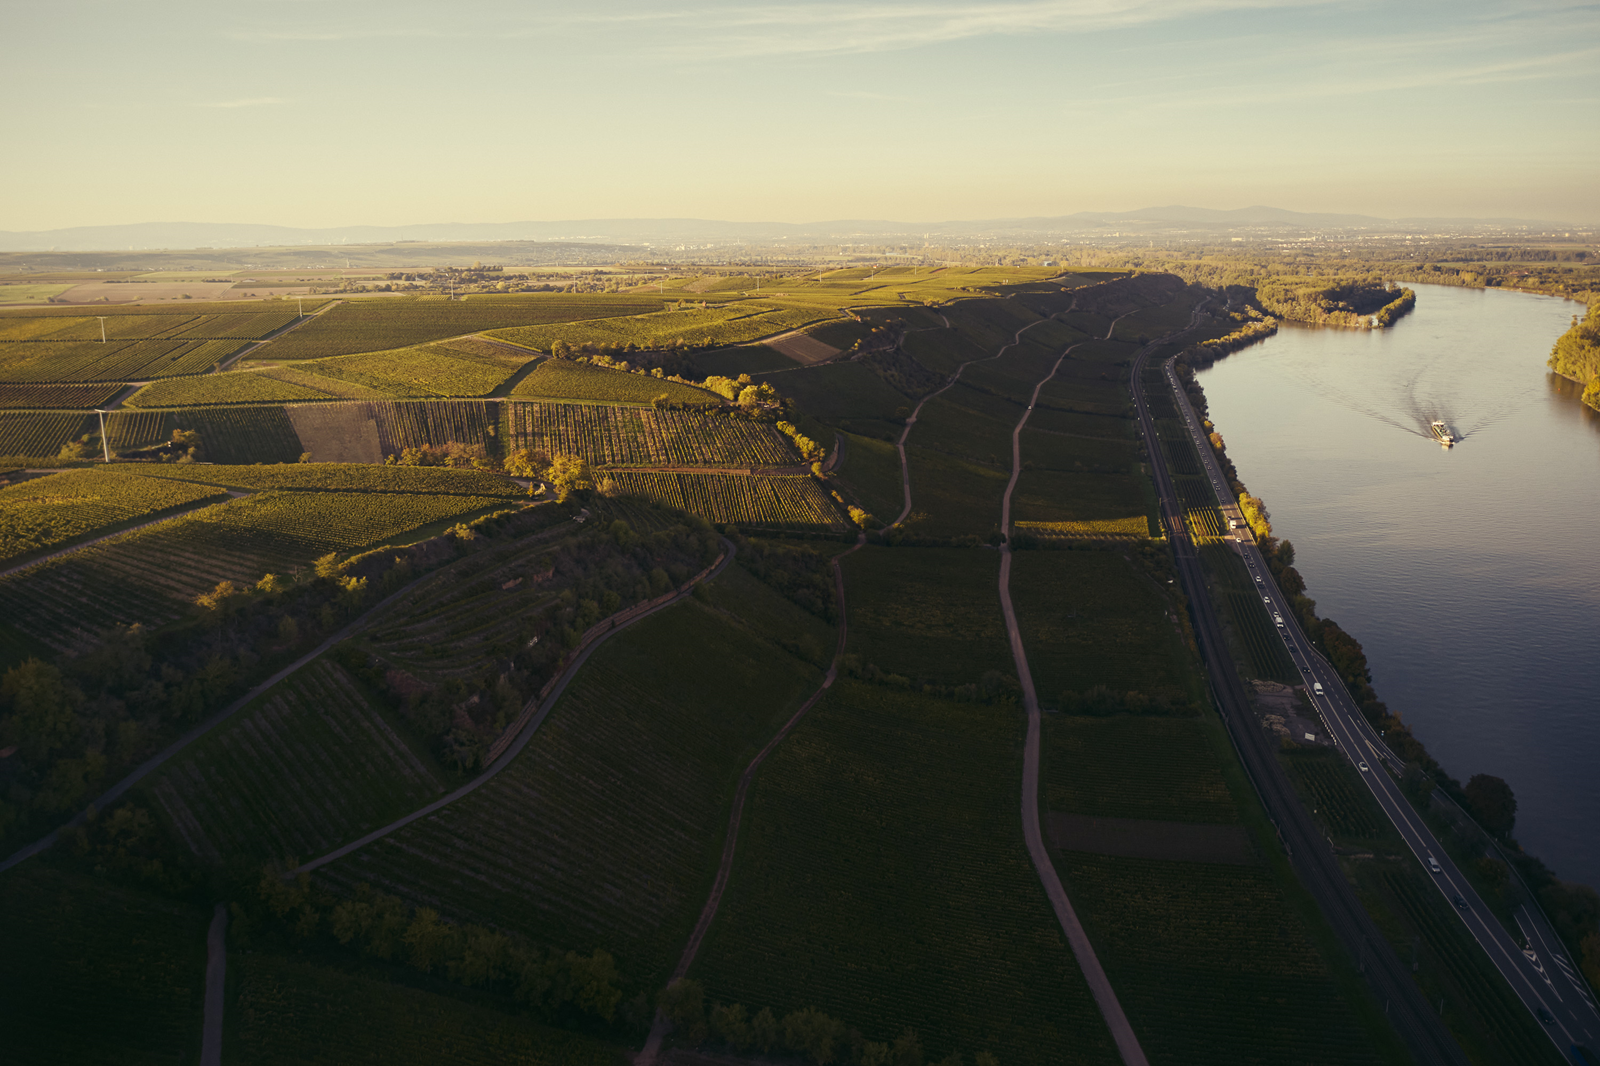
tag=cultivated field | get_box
[604,471,847,532]
[0,467,228,562]
[510,360,718,405]
[504,402,798,467]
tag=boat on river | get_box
[1430,420,1456,446]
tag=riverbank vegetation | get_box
[1547,295,1600,409]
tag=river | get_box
[1193,283,1599,890]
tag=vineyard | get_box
[840,546,1012,685]
[1059,853,1380,1066]
[1042,716,1238,823]
[1009,550,1196,705]
[126,372,336,407]
[260,294,667,360]
[693,680,1117,1066]
[1280,748,1396,842]
[107,405,305,463]
[489,302,837,353]
[0,864,209,1065]
[0,382,125,409]
[504,401,798,467]
[0,309,295,343]
[510,360,717,405]
[0,490,510,651]
[0,467,228,562]
[131,462,522,497]
[0,409,92,458]
[231,953,621,1066]
[0,338,248,381]
[1199,543,1298,684]
[147,659,444,864]
[318,591,823,986]
[603,471,847,531]
[296,339,526,398]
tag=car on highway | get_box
[1536,1006,1555,1025]
[1428,856,1443,874]
[1313,683,1325,696]
[1453,894,1469,911]
[1263,596,1271,605]
[1254,575,1263,583]
[1274,613,1283,624]
[1359,761,1370,772]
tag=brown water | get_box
[1195,284,1599,889]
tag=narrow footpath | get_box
[200,903,227,1066]
[293,539,738,876]
[996,314,1149,1066]
[634,535,866,1066]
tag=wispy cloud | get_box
[201,97,289,108]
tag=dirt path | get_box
[890,304,1070,526]
[200,903,227,1066]
[635,535,865,1066]
[0,539,487,875]
[214,300,339,372]
[0,491,242,581]
[291,539,739,877]
[996,309,1149,1066]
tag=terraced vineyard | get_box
[605,471,847,531]
[693,680,1118,1065]
[0,467,228,562]
[0,409,92,458]
[131,462,521,497]
[0,382,125,409]
[0,490,510,651]
[504,401,798,466]
[146,660,444,864]
[0,338,248,381]
[317,592,824,986]
[1060,854,1381,1066]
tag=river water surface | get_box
[1194,283,1599,889]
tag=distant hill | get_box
[0,208,1572,252]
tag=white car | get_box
[1359,761,1369,772]
[1427,856,1442,874]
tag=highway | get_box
[1157,356,1600,1062]
[1128,340,1473,1065]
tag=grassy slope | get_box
[315,564,829,989]
[834,429,903,522]
[0,860,209,1065]
[511,360,716,405]
[692,679,1119,1066]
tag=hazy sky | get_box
[5,0,1597,229]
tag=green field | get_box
[228,952,625,1066]
[1008,549,1195,705]
[318,574,829,988]
[504,401,797,467]
[754,361,910,437]
[144,659,446,865]
[901,445,1008,537]
[511,360,718,405]
[131,461,522,497]
[909,385,1019,465]
[0,861,209,1065]
[1010,467,1152,536]
[605,471,847,532]
[0,282,73,303]
[1042,716,1237,823]
[841,545,1012,685]
[0,467,228,562]
[106,404,307,463]
[490,302,836,353]
[1281,748,1398,844]
[0,409,93,458]
[0,308,295,343]
[1199,543,1299,684]
[0,338,248,381]
[692,680,1118,1066]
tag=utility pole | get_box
[96,316,108,343]
[297,297,304,318]
[94,409,111,463]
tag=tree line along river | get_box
[1193,282,1600,891]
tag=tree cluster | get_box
[1547,296,1600,410]
[658,978,998,1066]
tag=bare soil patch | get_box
[767,331,840,365]
[1048,812,1255,864]
[285,404,381,463]
[54,281,239,304]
